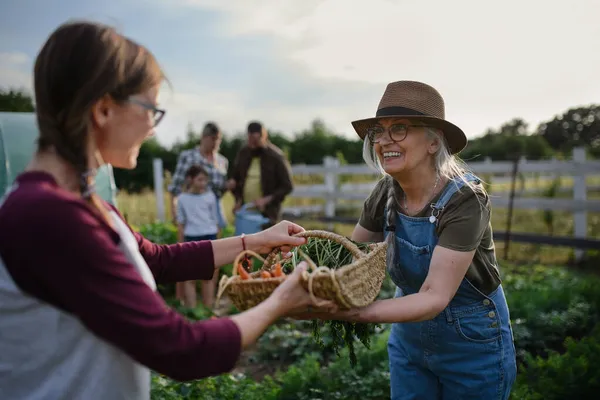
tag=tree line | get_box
[1,88,599,192]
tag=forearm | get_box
[351,223,383,243]
[170,194,178,220]
[210,234,262,268]
[139,229,261,281]
[338,291,446,324]
[270,180,292,203]
[229,296,282,349]
[177,225,184,243]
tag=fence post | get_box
[323,156,340,229]
[518,155,527,193]
[153,158,165,222]
[573,147,587,263]
[503,153,521,259]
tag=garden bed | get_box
[152,262,600,399]
[139,222,600,399]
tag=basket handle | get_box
[232,249,266,276]
[262,229,366,270]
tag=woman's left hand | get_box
[246,220,307,254]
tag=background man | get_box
[228,121,293,227]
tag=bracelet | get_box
[241,233,246,251]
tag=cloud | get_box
[177,0,323,39]
[154,76,380,146]
[0,52,32,90]
[4,0,598,149]
[172,0,600,141]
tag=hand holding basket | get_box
[216,230,387,311]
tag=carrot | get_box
[238,263,251,280]
[272,262,284,277]
[260,270,272,279]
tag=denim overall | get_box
[384,175,517,400]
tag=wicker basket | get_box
[216,230,387,312]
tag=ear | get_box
[428,135,441,154]
[90,95,115,129]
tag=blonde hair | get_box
[362,126,487,267]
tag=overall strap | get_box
[428,173,481,223]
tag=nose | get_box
[377,131,394,146]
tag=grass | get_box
[117,174,600,266]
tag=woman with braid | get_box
[297,81,517,399]
[0,21,335,399]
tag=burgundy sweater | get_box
[0,171,241,381]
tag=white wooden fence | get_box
[153,147,600,258]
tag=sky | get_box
[1,0,599,147]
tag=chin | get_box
[107,157,137,170]
[380,159,406,175]
[383,166,403,176]
[126,157,138,169]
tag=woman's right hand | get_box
[268,261,338,317]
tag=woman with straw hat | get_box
[299,81,517,399]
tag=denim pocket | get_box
[390,236,431,288]
[454,306,502,344]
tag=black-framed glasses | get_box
[127,98,166,127]
[366,123,427,144]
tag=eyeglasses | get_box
[367,123,427,144]
[127,98,166,127]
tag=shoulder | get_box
[216,153,229,165]
[265,143,286,159]
[177,192,191,201]
[444,177,490,213]
[237,145,252,155]
[233,146,251,161]
[436,176,491,233]
[177,193,196,205]
[204,191,219,203]
[177,148,196,160]
[436,176,492,251]
[0,175,119,252]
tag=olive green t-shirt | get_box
[358,176,501,295]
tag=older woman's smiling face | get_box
[370,118,439,177]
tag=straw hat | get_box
[351,80,467,154]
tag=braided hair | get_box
[384,175,401,267]
[33,20,164,220]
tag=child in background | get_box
[176,164,227,308]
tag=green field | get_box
[118,175,600,266]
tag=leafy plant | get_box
[503,264,600,362]
[278,237,382,367]
[255,321,329,364]
[511,326,600,400]
[138,221,178,244]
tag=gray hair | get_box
[362,127,487,268]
